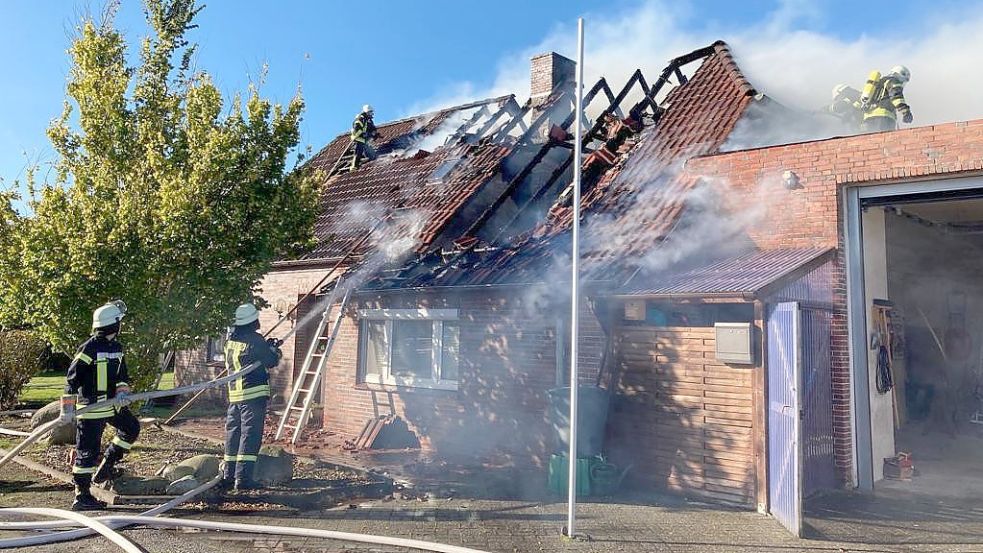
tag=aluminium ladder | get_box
[274,288,351,444]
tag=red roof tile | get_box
[301,141,510,261]
[285,97,513,264]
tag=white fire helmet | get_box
[832,83,850,100]
[890,65,910,83]
[362,104,374,114]
[233,303,260,326]
[92,300,127,330]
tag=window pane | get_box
[392,320,433,380]
[441,323,460,381]
[363,321,389,378]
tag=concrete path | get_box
[2,463,982,552]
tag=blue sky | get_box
[0,0,977,188]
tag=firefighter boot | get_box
[71,475,107,511]
[234,479,262,492]
[93,452,124,484]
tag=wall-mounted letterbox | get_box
[714,322,753,364]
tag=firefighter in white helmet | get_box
[858,65,913,132]
[827,83,863,130]
[63,300,139,510]
[220,303,282,491]
[350,104,380,170]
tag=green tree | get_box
[0,0,318,389]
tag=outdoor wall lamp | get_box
[782,170,801,190]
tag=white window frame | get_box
[357,309,459,391]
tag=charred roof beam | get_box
[474,97,522,142]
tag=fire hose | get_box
[0,359,263,471]
[0,355,494,553]
[0,509,494,553]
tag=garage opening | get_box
[857,188,983,498]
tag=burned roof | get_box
[277,96,515,266]
[303,142,511,262]
[393,41,767,288]
[615,247,834,300]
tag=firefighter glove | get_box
[115,391,132,407]
[903,111,913,124]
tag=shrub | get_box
[0,330,48,409]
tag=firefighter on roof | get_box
[64,300,139,511]
[858,65,913,133]
[220,303,282,491]
[350,104,380,170]
[828,83,862,129]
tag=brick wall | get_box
[173,344,225,402]
[319,287,604,467]
[530,52,576,100]
[172,264,340,407]
[608,325,756,505]
[686,119,983,486]
[256,265,341,404]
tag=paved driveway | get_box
[3,463,983,552]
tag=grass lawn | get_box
[16,371,64,406]
[17,370,175,407]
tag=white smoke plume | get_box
[283,208,430,341]
[398,108,480,157]
[407,0,983,130]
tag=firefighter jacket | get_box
[351,112,378,144]
[64,335,129,420]
[225,327,280,403]
[862,75,910,122]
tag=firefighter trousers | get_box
[224,396,268,482]
[73,407,140,484]
[351,141,377,169]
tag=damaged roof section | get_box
[385,41,776,288]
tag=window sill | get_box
[360,377,459,392]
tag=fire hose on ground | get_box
[0,359,264,471]
[0,508,495,553]
[0,358,494,553]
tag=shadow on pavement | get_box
[805,487,983,546]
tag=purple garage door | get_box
[768,302,802,536]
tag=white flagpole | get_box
[566,16,585,538]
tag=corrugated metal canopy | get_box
[616,247,834,299]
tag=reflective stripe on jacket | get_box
[66,336,128,419]
[225,327,278,404]
[350,112,376,143]
[863,76,909,122]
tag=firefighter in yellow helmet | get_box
[858,65,913,133]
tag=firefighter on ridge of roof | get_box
[351,104,381,170]
[858,65,913,133]
[63,300,139,511]
[220,303,282,492]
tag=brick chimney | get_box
[530,52,576,102]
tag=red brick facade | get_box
[317,288,604,466]
[687,119,983,485]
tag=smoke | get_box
[408,0,983,129]
[398,108,480,157]
[283,208,430,341]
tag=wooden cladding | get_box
[608,326,756,505]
